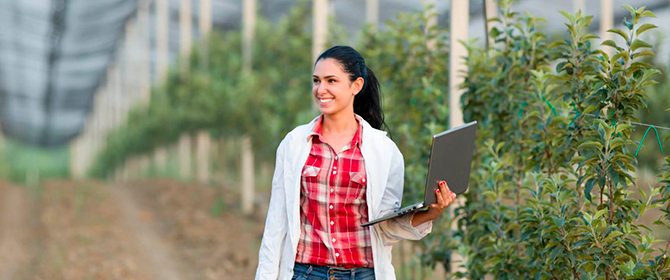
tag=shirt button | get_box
[362,178,366,183]
[333,166,337,170]
[335,253,340,257]
[330,221,334,225]
[330,188,334,193]
[329,205,333,210]
[335,156,338,160]
[332,238,336,243]
[333,170,337,175]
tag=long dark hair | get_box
[316,46,389,132]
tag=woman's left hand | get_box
[411,180,457,227]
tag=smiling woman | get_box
[255,46,456,280]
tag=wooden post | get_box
[199,0,212,71]
[156,0,169,82]
[180,0,192,66]
[600,0,613,55]
[138,0,151,105]
[200,0,219,188]
[366,0,379,31]
[425,0,437,51]
[449,0,469,276]
[196,130,211,183]
[242,0,256,73]
[153,0,169,172]
[176,0,194,181]
[484,0,498,49]
[69,136,81,179]
[241,135,254,214]
[573,0,585,13]
[312,0,329,63]
[178,134,192,180]
[241,0,257,215]
[200,0,212,35]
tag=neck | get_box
[322,112,358,134]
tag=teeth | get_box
[320,99,333,103]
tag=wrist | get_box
[410,211,435,227]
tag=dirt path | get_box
[0,183,30,280]
[111,183,185,280]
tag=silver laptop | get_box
[361,121,477,227]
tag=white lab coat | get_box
[255,116,432,280]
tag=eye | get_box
[328,79,336,83]
[312,78,319,84]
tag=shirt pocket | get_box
[347,171,367,203]
[301,165,320,197]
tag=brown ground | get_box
[0,179,264,280]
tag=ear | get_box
[352,77,365,95]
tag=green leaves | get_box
[607,28,629,42]
[459,3,669,279]
[636,23,657,35]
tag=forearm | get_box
[410,210,435,227]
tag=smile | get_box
[319,98,333,104]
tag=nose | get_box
[316,83,327,95]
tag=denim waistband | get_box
[293,262,375,280]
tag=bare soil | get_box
[0,179,264,280]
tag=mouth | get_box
[318,98,334,105]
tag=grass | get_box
[0,139,69,184]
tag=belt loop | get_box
[351,268,355,279]
[306,265,313,274]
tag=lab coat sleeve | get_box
[375,141,432,246]
[255,138,288,280]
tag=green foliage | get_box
[0,138,69,183]
[359,7,452,272]
[86,1,670,278]
[458,1,669,278]
[634,60,670,171]
[90,2,315,177]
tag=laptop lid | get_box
[423,121,477,206]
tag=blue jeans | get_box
[292,262,375,280]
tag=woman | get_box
[255,46,457,280]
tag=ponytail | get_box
[316,46,389,134]
[353,67,386,131]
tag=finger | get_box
[451,193,458,205]
[435,187,444,207]
[439,181,450,205]
[446,193,455,206]
[444,181,454,197]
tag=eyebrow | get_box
[312,75,339,79]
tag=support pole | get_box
[156,0,169,82]
[241,0,256,215]
[153,0,169,172]
[600,0,613,55]
[365,0,378,31]
[425,0,437,51]
[484,0,498,49]
[180,0,192,67]
[312,0,329,63]
[241,135,254,215]
[196,131,211,183]
[242,0,256,73]
[449,0,469,276]
[573,0,585,13]
[178,134,192,180]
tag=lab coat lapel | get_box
[359,119,392,218]
[285,116,319,249]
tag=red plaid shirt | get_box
[295,115,374,268]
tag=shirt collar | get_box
[307,114,364,147]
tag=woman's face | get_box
[312,58,364,117]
